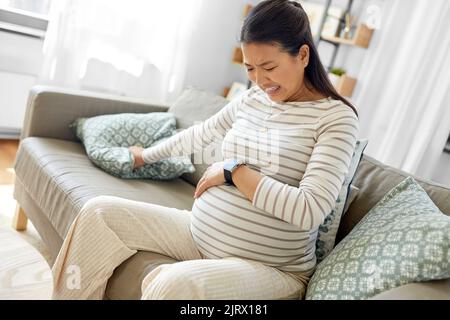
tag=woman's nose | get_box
[254,70,268,86]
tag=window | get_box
[0,0,51,38]
[0,0,52,16]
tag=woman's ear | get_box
[298,44,309,67]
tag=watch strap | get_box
[224,167,234,185]
[223,159,245,186]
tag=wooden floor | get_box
[0,139,53,299]
[0,139,19,224]
[0,139,18,185]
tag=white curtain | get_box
[39,0,203,104]
[354,0,450,180]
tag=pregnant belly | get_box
[190,185,310,266]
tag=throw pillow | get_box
[70,112,195,179]
[168,86,229,186]
[306,176,450,300]
[315,139,368,263]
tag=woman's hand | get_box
[194,161,226,199]
[128,146,146,169]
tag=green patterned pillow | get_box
[315,139,368,263]
[306,176,450,300]
[70,112,195,179]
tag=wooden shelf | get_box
[232,47,244,65]
[223,87,230,98]
[243,4,253,18]
[231,4,254,65]
[321,24,373,48]
[314,1,376,98]
[335,74,356,97]
[226,4,253,96]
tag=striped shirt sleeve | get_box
[252,105,359,231]
[142,93,244,164]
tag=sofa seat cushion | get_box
[14,137,196,240]
[106,251,178,300]
[369,278,450,300]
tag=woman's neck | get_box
[284,81,327,103]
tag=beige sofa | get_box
[12,85,450,300]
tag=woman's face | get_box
[241,42,309,103]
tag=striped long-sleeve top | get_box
[142,85,359,274]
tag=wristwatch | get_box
[223,159,246,186]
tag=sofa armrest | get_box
[21,85,171,142]
[369,279,450,300]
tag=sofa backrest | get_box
[337,154,450,244]
[22,86,170,142]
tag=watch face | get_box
[224,159,238,171]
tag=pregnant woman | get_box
[52,0,359,299]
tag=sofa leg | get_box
[12,204,28,231]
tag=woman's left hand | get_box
[194,161,226,199]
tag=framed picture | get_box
[298,1,344,38]
[322,6,344,37]
[299,1,325,38]
[226,82,247,101]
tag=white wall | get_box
[0,30,43,136]
[183,0,252,95]
[432,151,450,187]
[0,71,36,128]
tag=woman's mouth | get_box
[265,86,281,96]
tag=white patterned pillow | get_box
[306,176,450,300]
[70,112,195,179]
[315,139,368,263]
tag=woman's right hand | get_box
[128,146,146,169]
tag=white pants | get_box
[51,195,307,300]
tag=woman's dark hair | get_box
[240,0,358,116]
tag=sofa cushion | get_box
[344,185,359,214]
[168,86,229,131]
[315,139,368,263]
[369,278,450,300]
[168,86,229,186]
[339,154,450,243]
[70,112,195,179]
[306,177,450,300]
[14,137,196,239]
[106,251,178,300]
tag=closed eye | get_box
[246,67,277,72]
